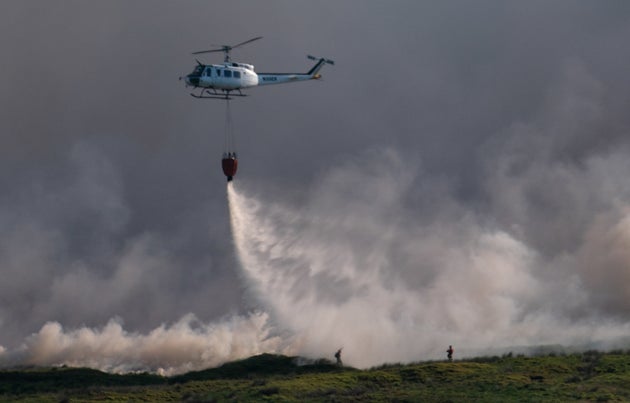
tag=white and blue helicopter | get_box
[181,36,334,99]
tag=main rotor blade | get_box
[231,36,262,49]
[191,37,261,55]
[192,48,224,55]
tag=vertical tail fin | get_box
[307,55,335,78]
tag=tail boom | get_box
[257,55,334,86]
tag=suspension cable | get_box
[224,98,237,155]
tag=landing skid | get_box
[190,88,247,100]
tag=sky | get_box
[2,1,630,373]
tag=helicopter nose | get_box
[185,75,199,86]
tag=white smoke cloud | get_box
[3,140,630,373]
[0,312,285,376]
[0,141,264,374]
[227,146,630,368]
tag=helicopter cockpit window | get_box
[193,65,203,75]
[234,71,241,78]
[224,70,232,78]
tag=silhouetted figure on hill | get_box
[334,348,343,366]
[446,345,454,361]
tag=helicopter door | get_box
[202,67,211,86]
[223,69,239,89]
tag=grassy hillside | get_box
[2,351,630,402]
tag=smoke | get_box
[2,3,630,375]
[227,146,630,368]
[0,312,285,376]
[0,141,284,375]
[4,138,630,373]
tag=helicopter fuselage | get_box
[183,57,332,95]
[185,62,258,90]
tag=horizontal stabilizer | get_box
[308,54,335,65]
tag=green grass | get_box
[2,351,630,402]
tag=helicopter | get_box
[180,36,334,99]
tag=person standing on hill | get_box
[446,345,454,361]
[334,348,343,366]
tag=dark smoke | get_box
[3,1,630,372]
